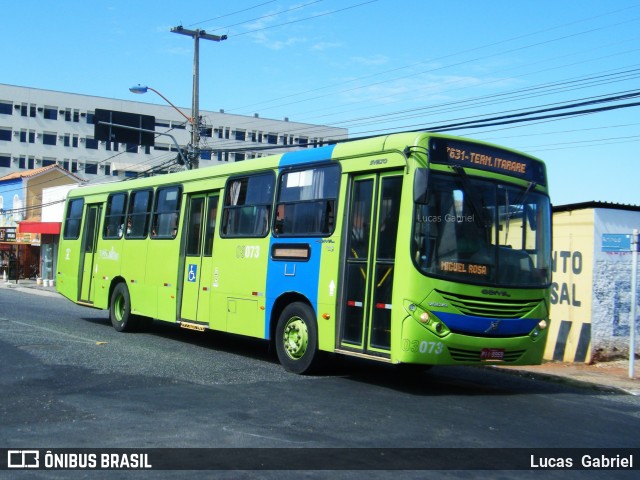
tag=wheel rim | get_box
[282,316,309,360]
[114,293,125,322]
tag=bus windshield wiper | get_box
[512,181,537,208]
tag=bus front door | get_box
[179,192,219,324]
[79,204,101,304]
[339,173,403,357]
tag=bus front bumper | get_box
[397,315,548,366]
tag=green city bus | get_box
[57,131,552,373]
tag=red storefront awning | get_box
[17,221,61,234]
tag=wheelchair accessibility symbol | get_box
[187,264,197,282]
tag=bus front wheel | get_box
[110,282,139,332]
[275,302,319,374]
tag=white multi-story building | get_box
[0,84,348,181]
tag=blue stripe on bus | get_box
[264,238,322,339]
[436,312,539,337]
[279,145,335,167]
[263,147,335,338]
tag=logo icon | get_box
[484,319,502,334]
[8,450,40,469]
[187,264,197,282]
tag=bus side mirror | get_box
[413,168,429,204]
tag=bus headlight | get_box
[530,319,549,339]
[403,300,450,337]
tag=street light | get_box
[129,84,194,169]
[128,85,193,124]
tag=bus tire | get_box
[110,282,139,332]
[275,302,319,374]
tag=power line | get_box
[168,3,640,160]
[188,1,278,28]
[231,0,378,37]
[203,70,640,152]
[223,7,640,115]
[427,93,640,133]
[479,121,640,143]
[8,95,640,215]
[203,46,639,145]
[206,0,324,34]
[514,134,640,153]
[206,93,640,153]
[0,120,191,197]
[0,198,66,215]
[167,6,640,154]
[327,70,640,130]
[531,138,640,153]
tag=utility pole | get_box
[630,229,639,379]
[170,26,226,169]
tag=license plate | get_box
[480,348,505,361]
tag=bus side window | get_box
[275,164,340,237]
[151,186,182,239]
[125,189,153,239]
[63,198,85,239]
[221,173,274,237]
[103,192,127,239]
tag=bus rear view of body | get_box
[57,131,551,373]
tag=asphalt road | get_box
[1,288,638,479]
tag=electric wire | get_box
[4,96,639,215]
[187,1,278,28]
[4,5,639,212]
[222,4,640,113]
[204,0,325,34]
[230,1,378,37]
[223,8,640,116]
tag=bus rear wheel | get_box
[109,282,139,332]
[275,302,320,374]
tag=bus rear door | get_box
[179,192,219,324]
[78,203,102,304]
[339,172,403,357]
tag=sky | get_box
[1,0,639,206]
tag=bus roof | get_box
[67,131,545,199]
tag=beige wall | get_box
[26,171,79,221]
[545,209,595,362]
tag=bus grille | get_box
[448,347,526,363]
[436,290,541,319]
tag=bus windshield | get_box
[412,170,551,287]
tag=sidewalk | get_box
[0,278,60,298]
[496,359,639,396]
[1,278,638,395]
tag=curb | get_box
[491,365,640,396]
[0,282,61,298]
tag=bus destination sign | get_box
[439,260,490,278]
[429,138,546,185]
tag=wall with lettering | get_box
[545,209,594,363]
[591,208,640,360]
